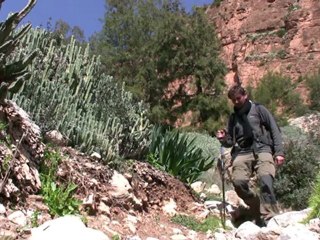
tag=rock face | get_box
[206,0,320,89]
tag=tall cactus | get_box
[11,28,152,162]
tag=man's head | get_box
[227,85,248,108]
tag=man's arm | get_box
[216,116,234,148]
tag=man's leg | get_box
[231,153,262,225]
[256,152,279,223]
[232,153,254,200]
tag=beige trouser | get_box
[232,152,279,222]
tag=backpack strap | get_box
[230,113,236,146]
[254,103,266,134]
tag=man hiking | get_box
[216,84,285,226]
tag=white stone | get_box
[214,232,228,240]
[172,228,183,234]
[204,200,221,209]
[8,210,27,226]
[29,215,110,240]
[279,224,319,240]
[206,184,221,195]
[235,221,261,240]
[127,237,141,240]
[44,130,67,146]
[187,230,197,240]
[162,198,177,217]
[90,152,102,160]
[267,208,311,228]
[190,181,206,193]
[108,170,132,197]
[0,203,6,214]
[170,234,187,240]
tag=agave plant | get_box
[148,125,214,184]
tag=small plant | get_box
[171,214,221,232]
[112,235,121,240]
[1,155,12,171]
[0,121,7,132]
[40,149,80,216]
[277,49,287,59]
[276,28,287,38]
[288,4,301,12]
[30,210,40,227]
[306,172,320,221]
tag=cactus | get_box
[10,28,152,162]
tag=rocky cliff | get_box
[206,0,320,89]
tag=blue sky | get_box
[0,0,212,39]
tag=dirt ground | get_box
[0,147,215,240]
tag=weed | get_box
[40,149,80,217]
[171,214,221,232]
[0,121,7,131]
[30,210,40,227]
[112,235,121,240]
[276,28,287,38]
[288,4,301,12]
[1,155,12,171]
[277,49,287,59]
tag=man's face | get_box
[230,93,248,108]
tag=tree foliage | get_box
[252,72,306,123]
[91,0,228,131]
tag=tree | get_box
[92,0,228,132]
[252,72,306,123]
[48,19,85,43]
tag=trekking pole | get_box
[219,145,226,229]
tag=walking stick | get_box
[219,145,227,229]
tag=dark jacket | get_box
[219,101,284,157]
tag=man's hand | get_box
[274,155,285,166]
[216,129,226,140]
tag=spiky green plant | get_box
[0,11,37,103]
[148,125,214,184]
[307,172,320,221]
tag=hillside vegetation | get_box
[1,0,320,232]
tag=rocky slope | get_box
[206,0,320,90]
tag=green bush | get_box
[274,139,320,210]
[253,72,306,122]
[171,214,221,232]
[148,125,214,184]
[40,149,80,217]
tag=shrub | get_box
[274,140,320,210]
[253,72,306,122]
[147,125,214,184]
